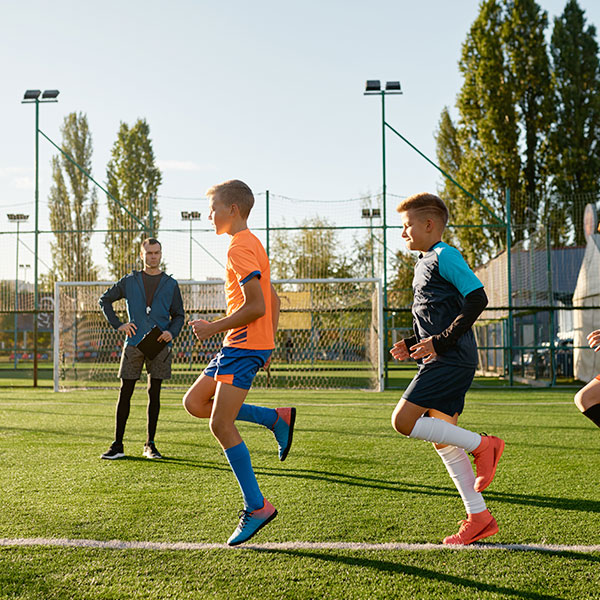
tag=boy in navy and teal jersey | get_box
[390,193,505,545]
[183,179,295,546]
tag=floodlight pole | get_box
[181,211,201,279]
[15,220,20,369]
[23,90,59,386]
[8,214,29,370]
[381,91,388,297]
[365,81,402,388]
[33,97,39,386]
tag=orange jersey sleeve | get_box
[223,229,274,350]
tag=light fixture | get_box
[42,89,60,99]
[365,80,381,93]
[23,90,41,101]
[7,213,30,222]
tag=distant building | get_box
[474,244,585,381]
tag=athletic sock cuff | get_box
[583,403,600,428]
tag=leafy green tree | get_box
[447,0,521,256]
[504,0,554,232]
[550,0,600,245]
[48,112,98,282]
[105,119,162,278]
[435,107,498,266]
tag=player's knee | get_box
[391,410,412,436]
[574,389,587,412]
[209,415,230,441]
[182,391,199,416]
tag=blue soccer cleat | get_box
[271,407,296,461]
[227,499,278,546]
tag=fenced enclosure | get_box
[2,187,600,389]
[53,279,383,392]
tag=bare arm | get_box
[190,276,265,341]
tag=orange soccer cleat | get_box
[471,435,505,492]
[443,509,499,545]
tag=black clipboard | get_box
[136,326,167,360]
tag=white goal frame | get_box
[54,278,384,392]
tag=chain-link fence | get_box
[2,188,599,388]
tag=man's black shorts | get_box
[402,362,476,417]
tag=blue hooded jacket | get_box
[99,271,185,347]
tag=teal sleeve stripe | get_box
[436,243,483,297]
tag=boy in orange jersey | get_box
[183,179,295,546]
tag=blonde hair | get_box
[396,193,449,226]
[206,179,255,218]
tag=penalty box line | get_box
[1,538,599,553]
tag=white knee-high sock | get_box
[436,445,486,515]
[409,416,481,452]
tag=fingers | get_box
[588,330,600,350]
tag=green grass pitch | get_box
[0,383,599,599]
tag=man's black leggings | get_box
[114,377,162,445]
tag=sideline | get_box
[1,538,599,553]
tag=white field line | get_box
[1,538,599,553]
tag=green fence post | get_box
[506,188,514,386]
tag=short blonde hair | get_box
[206,179,255,218]
[396,193,449,226]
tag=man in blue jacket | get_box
[99,238,185,460]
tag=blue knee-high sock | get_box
[236,404,277,428]
[224,441,264,511]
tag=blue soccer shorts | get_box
[203,347,272,390]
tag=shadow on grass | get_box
[256,466,600,514]
[253,547,570,600]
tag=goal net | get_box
[54,278,383,392]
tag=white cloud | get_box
[156,160,216,172]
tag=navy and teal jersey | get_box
[412,241,483,368]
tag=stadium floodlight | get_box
[364,78,402,310]
[7,214,30,223]
[181,211,202,279]
[361,208,381,277]
[23,90,41,101]
[7,213,30,370]
[22,88,59,387]
[385,81,402,92]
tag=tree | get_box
[105,119,162,278]
[438,0,522,260]
[48,112,99,282]
[550,0,600,245]
[435,107,498,266]
[504,0,554,233]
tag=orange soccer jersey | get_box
[223,229,274,350]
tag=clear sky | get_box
[1,0,599,281]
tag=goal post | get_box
[54,278,384,392]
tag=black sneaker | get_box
[143,442,163,459]
[101,442,125,460]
